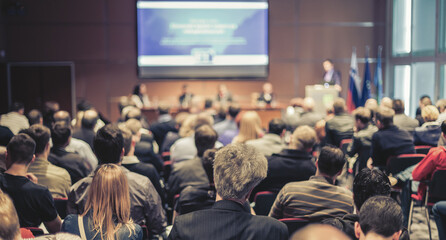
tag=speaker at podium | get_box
[305,85,340,115]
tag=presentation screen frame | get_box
[136,0,270,79]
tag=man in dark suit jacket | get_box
[254,125,317,194]
[72,109,98,149]
[325,98,355,147]
[371,107,415,167]
[48,122,92,184]
[149,105,177,148]
[168,144,288,240]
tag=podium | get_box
[305,85,339,115]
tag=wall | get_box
[1,0,387,121]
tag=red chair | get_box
[386,154,426,175]
[408,170,446,240]
[253,191,277,216]
[339,139,352,154]
[24,227,44,236]
[279,218,310,236]
[414,145,432,155]
[54,197,68,219]
[161,151,171,161]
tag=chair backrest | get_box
[386,154,426,175]
[24,227,44,237]
[339,139,352,153]
[253,191,277,216]
[54,197,68,219]
[140,225,151,240]
[279,218,310,236]
[161,151,171,161]
[414,145,432,155]
[429,170,446,202]
[163,161,172,181]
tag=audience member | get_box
[72,109,98,149]
[269,146,353,221]
[392,99,419,133]
[213,104,240,136]
[437,99,446,124]
[0,126,14,147]
[0,191,22,240]
[67,124,166,235]
[28,109,43,126]
[53,110,98,169]
[21,124,71,198]
[42,101,60,129]
[439,120,446,147]
[168,125,218,199]
[246,118,286,156]
[161,112,189,153]
[170,112,221,163]
[414,105,441,146]
[292,97,323,129]
[371,107,415,167]
[347,107,378,171]
[0,102,29,135]
[131,84,151,109]
[168,144,288,240]
[257,82,275,106]
[0,134,62,233]
[48,122,92,184]
[232,111,263,144]
[380,97,393,109]
[149,105,176,147]
[254,125,317,193]
[72,99,108,131]
[433,201,446,240]
[323,168,391,239]
[416,95,432,126]
[325,98,354,147]
[364,98,378,120]
[354,196,403,240]
[119,125,165,202]
[62,164,142,240]
[290,224,350,240]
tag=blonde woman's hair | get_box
[82,164,134,240]
[422,105,439,122]
[179,114,197,137]
[0,192,21,240]
[233,111,262,143]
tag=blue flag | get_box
[374,46,383,104]
[347,48,362,112]
[361,48,371,106]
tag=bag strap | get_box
[78,215,87,240]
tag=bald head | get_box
[291,224,350,240]
[380,97,393,109]
[53,110,71,125]
[303,98,315,112]
[81,110,99,130]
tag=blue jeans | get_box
[433,201,446,240]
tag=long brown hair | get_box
[82,164,134,240]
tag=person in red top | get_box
[412,122,446,198]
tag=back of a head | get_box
[375,107,395,128]
[6,134,36,166]
[158,104,170,115]
[291,224,350,240]
[291,126,317,151]
[358,196,403,238]
[175,112,189,129]
[213,144,267,200]
[118,125,133,156]
[195,125,218,157]
[333,98,346,115]
[268,118,286,135]
[84,164,131,240]
[317,146,345,177]
[51,122,71,147]
[436,99,446,112]
[81,110,99,130]
[353,107,371,124]
[94,124,124,164]
[353,168,391,211]
[238,111,261,142]
[9,102,24,113]
[53,110,71,126]
[179,114,197,137]
[0,192,21,240]
[380,97,393,109]
[21,124,50,155]
[125,107,142,121]
[442,120,446,135]
[28,109,42,125]
[204,99,213,109]
[421,105,439,122]
[202,148,218,184]
[392,99,405,114]
[228,104,241,119]
[194,112,214,130]
[77,99,92,111]
[303,97,315,112]
[125,119,142,136]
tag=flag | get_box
[361,47,371,106]
[347,48,362,112]
[374,46,383,104]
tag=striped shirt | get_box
[269,176,353,221]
